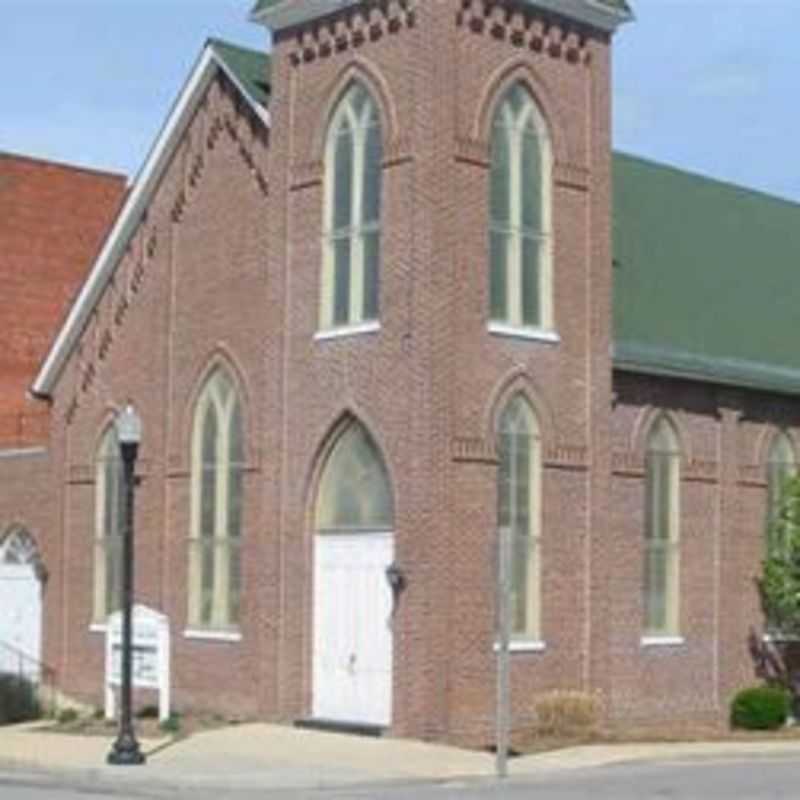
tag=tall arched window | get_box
[497,395,542,641]
[766,431,796,554]
[316,422,393,532]
[188,368,244,630]
[321,82,383,332]
[94,426,123,623]
[489,82,552,332]
[643,415,681,638]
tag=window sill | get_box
[315,321,381,341]
[487,323,560,344]
[640,635,685,648]
[89,623,107,634]
[183,628,242,643]
[493,640,547,653]
[763,633,800,643]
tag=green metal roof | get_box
[208,38,270,106]
[613,152,800,395]
[203,39,800,397]
[599,0,632,11]
[251,0,280,13]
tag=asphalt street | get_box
[4,755,800,799]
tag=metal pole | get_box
[107,439,145,766]
[496,525,511,779]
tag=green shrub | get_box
[57,707,78,725]
[0,675,41,725]
[159,713,181,733]
[730,686,790,730]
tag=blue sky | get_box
[3,1,798,201]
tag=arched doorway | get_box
[0,527,43,679]
[312,422,395,727]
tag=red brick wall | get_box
[263,0,615,741]
[45,72,272,715]
[29,1,619,742]
[0,153,125,445]
[609,371,797,725]
[18,1,784,745]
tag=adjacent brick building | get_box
[0,152,125,447]
[3,0,800,744]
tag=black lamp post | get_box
[107,403,146,766]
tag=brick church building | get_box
[3,0,800,743]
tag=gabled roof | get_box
[31,40,270,397]
[613,152,800,395]
[208,38,271,107]
[35,38,800,402]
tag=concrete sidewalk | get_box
[3,721,800,794]
[0,721,493,792]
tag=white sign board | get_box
[105,604,170,723]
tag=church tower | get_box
[254,0,631,741]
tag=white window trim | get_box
[183,628,242,643]
[640,635,685,648]
[498,398,542,642]
[487,322,560,343]
[493,640,547,653]
[188,370,242,630]
[762,632,800,644]
[314,320,381,341]
[94,427,121,626]
[642,417,681,640]
[320,85,381,333]
[766,431,797,555]
[489,90,553,331]
[0,447,47,459]
[89,623,107,634]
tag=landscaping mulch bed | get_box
[513,721,800,755]
[40,709,237,740]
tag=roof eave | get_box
[613,341,800,398]
[251,0,631,34]
[31,43,270,399]
[250,0,418,31]
[532,0,633,33]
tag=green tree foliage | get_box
[759,475,800,637]
[0,675,40,725]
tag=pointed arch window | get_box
[497,395,542,641]
[643,415,681,638]
[316,422,393,533]
[188,368,245,630]
[0,527,38,566]
[489,82,553,332]
[321,82,383,332]
[766,431,796,554]
[94,426,124,623]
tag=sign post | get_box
[496,525,512,779]
[105,605,171,724]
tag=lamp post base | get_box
[107,732,146,766]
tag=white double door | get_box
[0,563,42,679]
[313,531,394,727]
